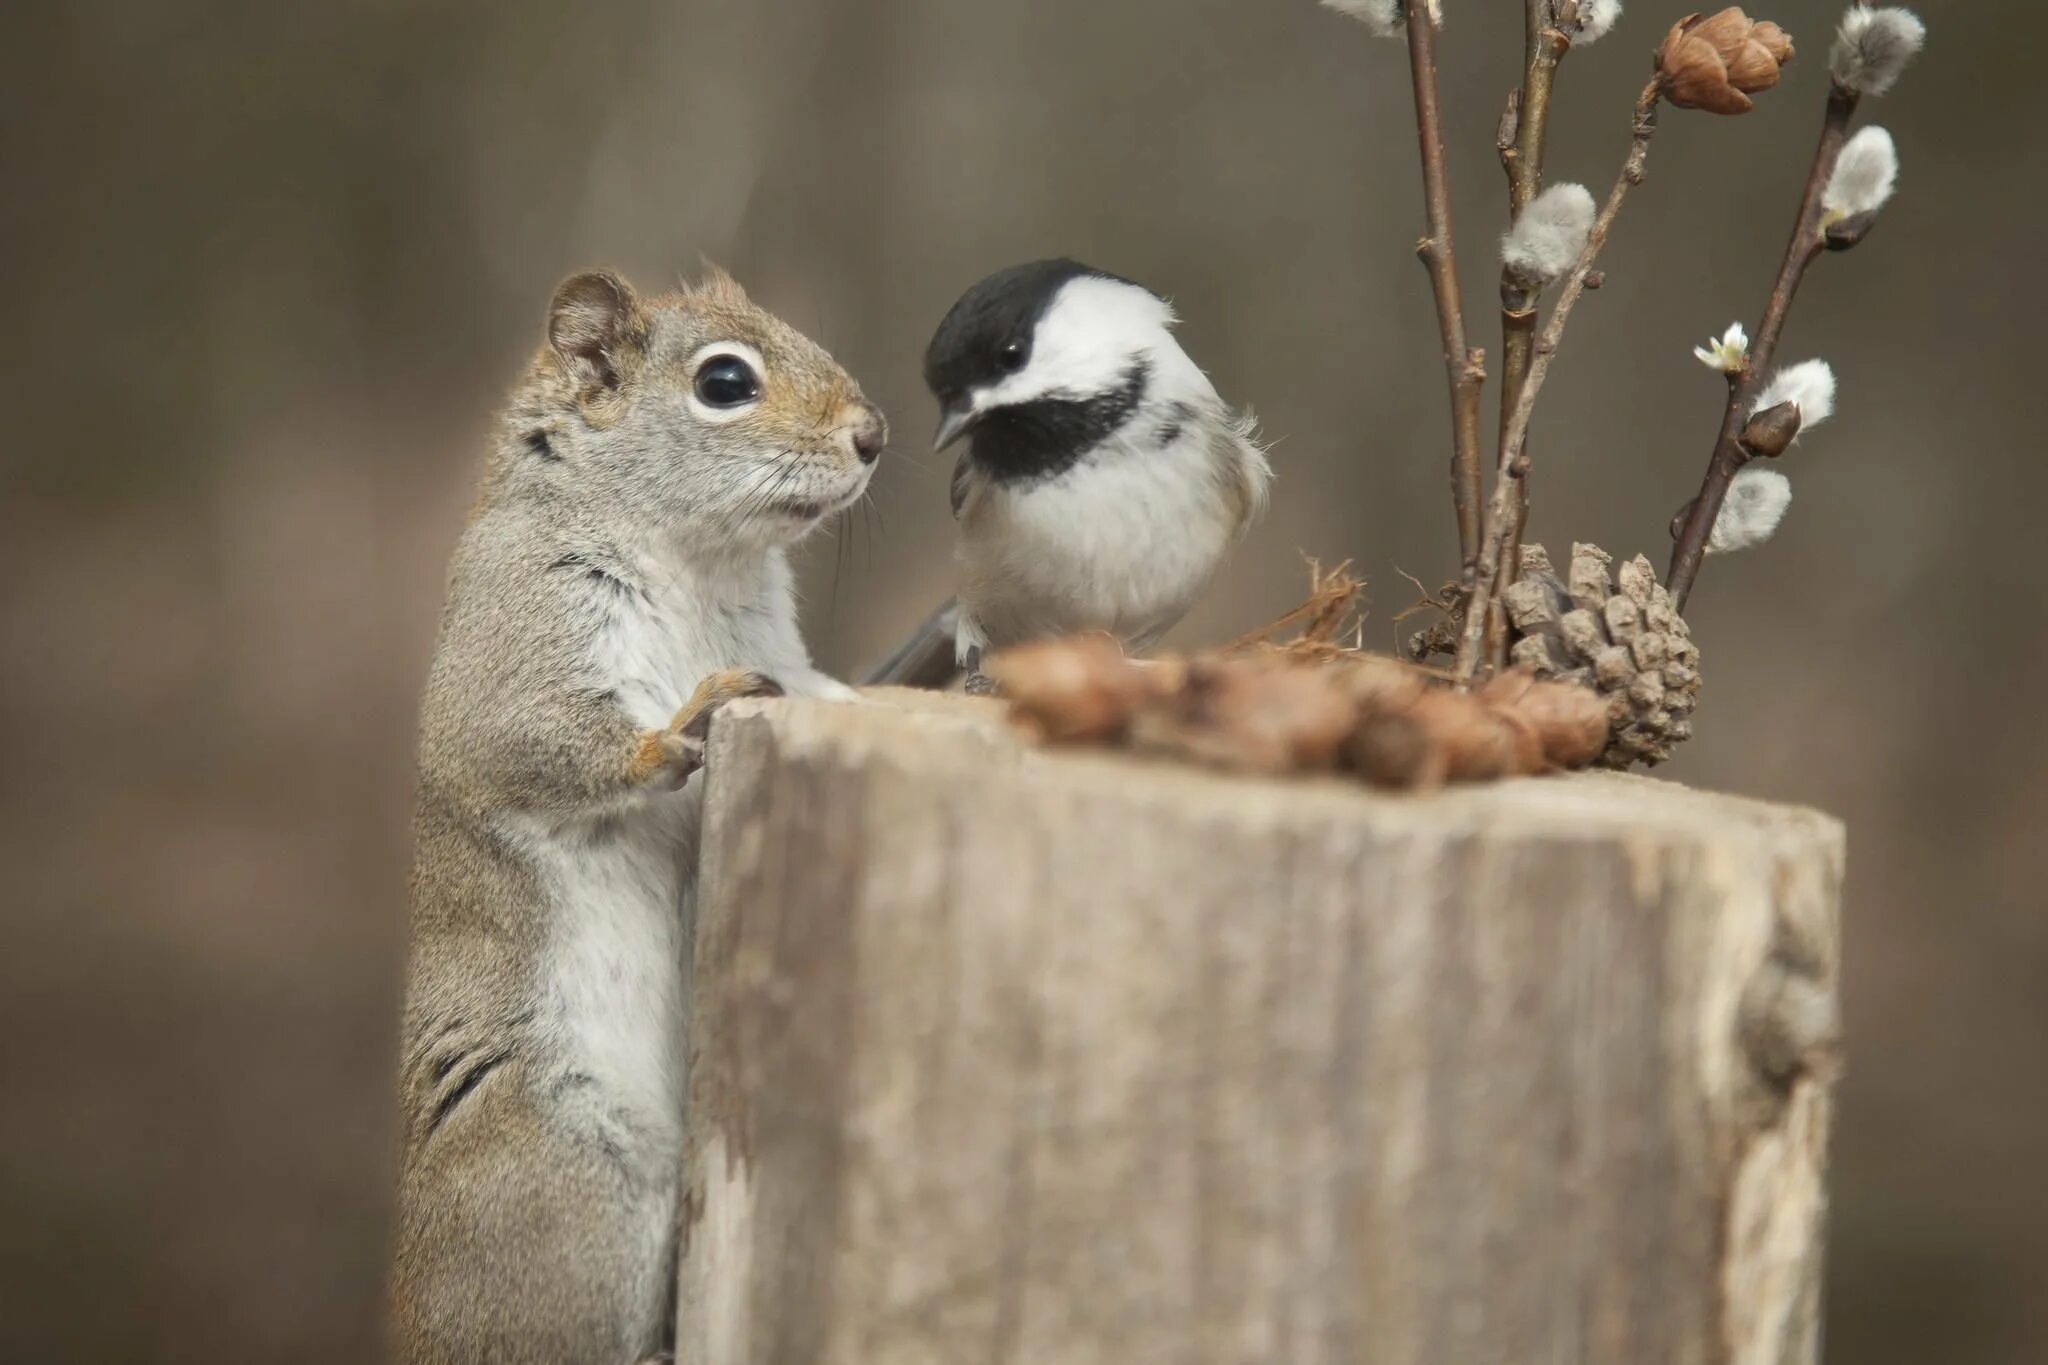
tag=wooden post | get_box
[676,694,1844,1365]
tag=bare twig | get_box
[1455,79,1664,681]
[1491,0,1580,666]
[1390,565,1461,661]
[1666,84,1860,608]
[1402,0,1486,579]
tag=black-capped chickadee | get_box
[864,259,1271,686]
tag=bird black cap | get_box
[922,258,1143,403]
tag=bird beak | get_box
[932,398,976,453]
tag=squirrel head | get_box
[503,267,887,548]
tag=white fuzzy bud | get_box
[1708,468,1793,554]
[1829,6,1926,97]
[1751,359,1836,431]
[1501,183,1596,288]
[1823,126,1898,220]
[1573,0,1622,45]
[1694,322,1750,374]
[1320,0,1439,37]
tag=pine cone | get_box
[1499,542,1701,769]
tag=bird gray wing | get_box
[1208,404,1273,533]
[859,598,964,688]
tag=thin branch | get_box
[1455,79,1664,681]
[1666,85,1860,608]
[1402,0,1486,580]
[1491,0,1578,666]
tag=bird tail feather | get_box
[859,598,963,688]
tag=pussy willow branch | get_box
[1491,0,1579,666]
[1402,0,1486,580]
[1455,79,1664,681]
[1666,84,1859,608]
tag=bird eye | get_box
[998,340,1027,373]
[694,354,761,409]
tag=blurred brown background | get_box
[3,1,2041,1360]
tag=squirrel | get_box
[389,267,885,1364]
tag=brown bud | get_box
[1823,208,1880,251]
[1347,712,1441,789]
[987,635,1152,744]
[1403,691,1534,783]
[1480,673,1611,769]
[1656,9,1795,115]
[1328,652,1432,712]
[1129,658,1358,774]
[1738,399,1802,458]
[1670,498,1697,541]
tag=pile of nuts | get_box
[987,636,1611,790]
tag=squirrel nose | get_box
[851,405,888,465]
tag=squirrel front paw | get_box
[630,669,785,787]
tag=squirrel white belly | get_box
[390,268,881,1365]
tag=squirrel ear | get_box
[548,270,644,393]
[693,261,750,307]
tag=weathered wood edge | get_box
[710,691,1846,857]
[680,690,1846,1365]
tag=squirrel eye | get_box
[998,340,1028,373]
[694,354,761,409]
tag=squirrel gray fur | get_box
[389,267,884,1364]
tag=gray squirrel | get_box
[389,267,884,1364]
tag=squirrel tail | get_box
[860,598,963,689]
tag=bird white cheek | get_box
[978,359,1084,412]
[982,276,1181,408]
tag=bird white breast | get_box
[958,419,1241,652]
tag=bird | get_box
[863,258,1271,688]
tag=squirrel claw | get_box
[633,670,784,787]
[645,669,785,786]
[677,668,785,741]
